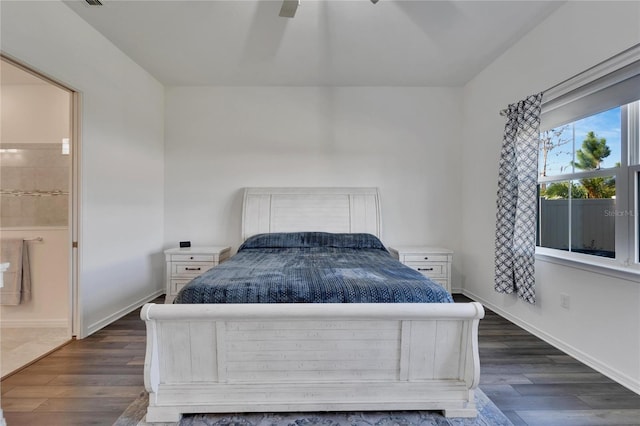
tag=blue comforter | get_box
[174,232,453,304]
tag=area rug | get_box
[113,389,512,426]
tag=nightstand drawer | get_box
[430,278,448,289]
[390,246,452,294]
[171,254,215,262]
[170,279,192,294]
[164,246,231,304]
[403,254,449,263]
[172,262,214,276]
[405,262,446,277]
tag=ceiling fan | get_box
[279,0,379,18]
[279,0,299,18]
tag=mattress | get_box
[174,232,453,304]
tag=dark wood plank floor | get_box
[0,298,152,426]
[470,294,640,426]
[1,295,639,425]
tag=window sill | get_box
[535,247,640,283]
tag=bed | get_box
[141,187,484,423]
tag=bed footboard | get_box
[141,302,484,423]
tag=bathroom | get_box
[0,58,74,377]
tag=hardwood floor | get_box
[471,294,640,426]
[1,295,639,425]
[0,298,151,426]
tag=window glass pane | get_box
[573,108,621,171]
[539,107,621,177]
[538,182,570,252]
[570,177,616,258]
[539,178,616,258]
[539,125,573,177]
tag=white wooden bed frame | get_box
[142,187,484,423]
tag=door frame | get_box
[0,54,81,338]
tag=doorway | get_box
[0,57,76,377]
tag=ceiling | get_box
[64,0,563,87]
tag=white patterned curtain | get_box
[494,93,543,304]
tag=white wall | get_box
[0,229,69,328]
[461,1,640,393]
[164,86,465,287]
[1,84,70,144]
[1,0,166,337]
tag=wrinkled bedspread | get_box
[174,232,453,304]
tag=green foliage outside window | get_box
[540,130,616,199]
[573,131,611,171]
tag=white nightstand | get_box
[388,246,453,293]
[164,246,231,303]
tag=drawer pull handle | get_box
[190,256,194,260]
[418,267,434,271]
[424,256,429,260]
[185,267,202,271]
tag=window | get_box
[538,107,623,259]
[536,46,640,269]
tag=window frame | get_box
[527,44,640,279]
[536,101,640,279]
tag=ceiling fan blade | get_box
[279,0,299,18]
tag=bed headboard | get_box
[241,187,381,241]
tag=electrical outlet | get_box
[560,293,570,309]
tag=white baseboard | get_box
[0,319,68,328]
[462,289,640,396]
[84,289,164,338]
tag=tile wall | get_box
[0,143,69,227]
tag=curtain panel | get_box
[494,93,543,304]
